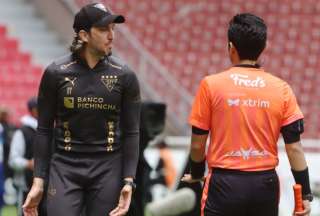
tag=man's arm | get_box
[190,133,208,162]
[282,119,312,215]
[285,141,312,215]
[121,67,141,180]
[281,119,312,198]
[189,126,209,180]
[285,141,312,197]
[181,132,208,183]
[33,63,57,180]
[187,77,211,181]
[285,141,307,171]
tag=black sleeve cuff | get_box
[281,119,304,144]
[34,160,48,179]
[192,126,209,135]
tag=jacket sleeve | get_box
[33,63,57,179]
[120,67,141,178]
[9,130,28,171]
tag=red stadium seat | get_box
[0,38,18,50]
[0,24,43,125]
[0,25,7,38]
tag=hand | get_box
[181,174,204,183]
[109,184,133,216]
[293,200,311,216]
[23,178,44,216]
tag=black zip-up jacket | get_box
[34,53,141,179]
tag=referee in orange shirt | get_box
[182,13,312,216]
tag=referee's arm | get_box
[189,126,209,180]
[190,132,208,162]
[285,141,307,171]
[282,119,312,215]
[282,119,307,171]
[187,78,211,180]
[282,120,311,194]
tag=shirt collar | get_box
[234,64,261,68]
[72,52,108,69]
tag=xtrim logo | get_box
[227,99,240,106]
[230,73,266,88]
[227,98,270,108]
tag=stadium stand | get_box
[0,24,42,124]
[0,0,318,137]
[0,0,66,125]
[74,0,319,138]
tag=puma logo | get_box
[65,77,77,87]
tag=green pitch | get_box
[1,205,17,216]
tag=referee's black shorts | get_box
[46,149,122,216]
[202,168,279,216]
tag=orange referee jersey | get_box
[189,66,303,171]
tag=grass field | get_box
[1,205,17,216]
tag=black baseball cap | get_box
[73,3,125,33]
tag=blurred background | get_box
[0,0,319,215]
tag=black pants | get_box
[203,168,279,216]
[46,150,122,216]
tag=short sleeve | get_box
[282,83,304,126]
[189,78,212,130]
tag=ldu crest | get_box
[101,75,118,92]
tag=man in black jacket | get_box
[23,3,141,216]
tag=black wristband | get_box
[190,157,206,179]
[291,167,312,196]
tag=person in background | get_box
[0,107,16,211]
[0,108,15,180]
[154,141,177,190]
[0,117,5,212]
[9,97,45,216]
[177,155,202,216]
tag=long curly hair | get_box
[69,34,85,53]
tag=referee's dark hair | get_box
[228,13,267,60]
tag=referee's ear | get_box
[78,29,89,43]
[264,41,269,51]
[228,42,237,53]
[228,42,240,64]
